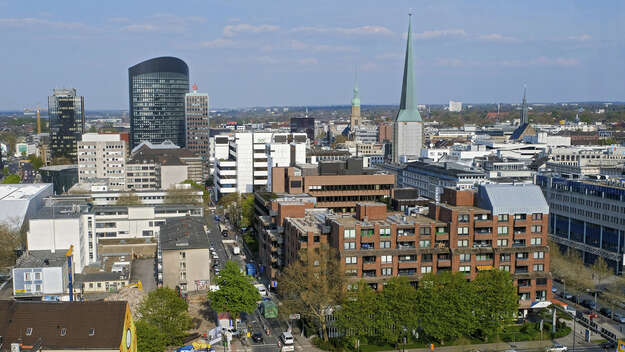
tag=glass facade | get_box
[48,88,85,162]
[128,57,189,149]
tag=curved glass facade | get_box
[128,57,189,149]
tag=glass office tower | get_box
[48,88,85,162]
[128,57,189,150]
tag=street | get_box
[553,281,625,337]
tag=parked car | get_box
[252,332,264,343]
[599,307,612,317]
[600,342,616,350]
[561,292,573,300]
[545,343,568,352]
[581,299,596,310]
[612,313,625,324]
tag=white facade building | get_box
[214,132,308,198]
[77,133,126,191]
[448,100,463,112]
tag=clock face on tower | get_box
[126,328,132,349]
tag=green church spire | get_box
[395,14,422,122]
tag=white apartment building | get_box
[77,133,126,191]
[214,132,308,198]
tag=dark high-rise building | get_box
[128,57,189,150]
[48,88,85,162]
[290,117,315,140]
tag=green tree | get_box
[0,223,22,268]
[2,167,8,176]
[415,272,477,344]
[240,194,254,228]
[335,282,382,347]
[136,320,168,352]
[27,154,44,170]
[208,261,260,327]
[137,287,192,346]
[2,174,21,184]
[115,192,141,205]
[279,244,345,341]
[378,277,418,344]
[471,270,518,340]
[164,186,201,205]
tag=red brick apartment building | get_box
[282,184,552,308]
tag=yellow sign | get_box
[477,265,493,271]
[617,339,625,352]
[120,304,137,352]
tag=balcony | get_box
[360,242,375,250]
[515,266,529,274]
[437,259,451,267]
[474,227,492,235]
[435,233,449,241]
[362,256,377,264]
[398,269,417,276]
[362,270,377,278]
[397,242,416,250]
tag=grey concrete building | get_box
[158,216,210,293]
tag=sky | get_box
[1,0,624,110]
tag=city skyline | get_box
[1,0,624,109]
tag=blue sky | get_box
[1,0,623,109]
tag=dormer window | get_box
[60,328,67,336]
[89,328,95,336]
[26,328,33,336]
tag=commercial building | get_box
[399,161,488,199]
[0,183,53,229]
[78,133,126,191]
[536,175,625,274]
[392,17,424,163]
[449,100,463,112]
[378,122,393,143]
[48,88,85,162]
[269,158,395,212]
[353,126,378,144]
[282,184,552,307]
[27,199,203,273]
[185,84,210,166]
[129,56,189,149]
[39,165,78,195]
[12,250,69,300]
[214,132,307,198]
[158,216,210,293]
[127,141,204,190]
[290,117,315,140]
[0,300,137,352]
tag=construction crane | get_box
[66,245,74,301]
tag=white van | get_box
[254,283,267,296]
[280,332,294,351]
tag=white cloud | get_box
[296,57,318,65]
[223,23,279,37]
[289,40,355,52]
[568,34,591,41]
[478,33,517,42]
[0,17,88,30]
[291,25,393,36]
[121,24,157,32]
[200,38,240,48]
[412,29,467,39]
[499,56,580,67]
[376,52,403,61]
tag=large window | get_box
[419,240,431,248]
[343,229,356,239]
[420,266,432,274]
[345,256,357,264]
[497,226,508,235]
[497,214,509,222]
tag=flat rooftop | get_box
[15,250,67,268]
[0,184,51,201]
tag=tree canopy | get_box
[279,245,345,341]
[208,260,260,323]
[1,174,20,184]
[137,287,192,347]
